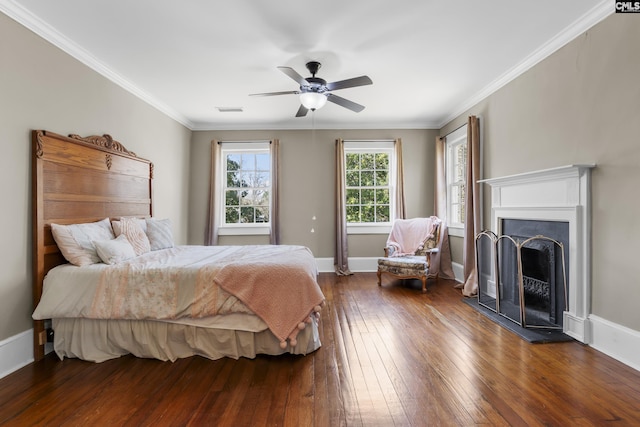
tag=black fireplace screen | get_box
[476,230,568,330]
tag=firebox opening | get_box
[501,219,569,329]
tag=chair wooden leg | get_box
[421,276,427,293]
[377,270,382,286]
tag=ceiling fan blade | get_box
[326,76,372,91]
[326,94,365,113]
[295,105,309,117]
[249,90,299,97]
[278,66,309,86]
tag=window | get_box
[344,140,395,234]
[445,126,468,235]
[219,141,271,235]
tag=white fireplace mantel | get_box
[479,164,595,343]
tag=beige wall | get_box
[0,13,191,341]
[441,14,640,331]
[4,6,636,352]
[189,129,438,257]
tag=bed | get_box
[31,130,324,363]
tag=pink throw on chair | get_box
[386,216,441,256]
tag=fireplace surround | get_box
[479,164,595,343]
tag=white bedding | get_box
[33,260,267,332]
[33,244,324,362]
[33,245,323,338]
[51,316,321,363]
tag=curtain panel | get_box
[434,117,480,289]
[394,138,406,220]
[205,140,222,246]
[434,136,447,219]
[269,139,280,245]
[462,115,482,296]
[433,136,456,281]
[334,139,352,275]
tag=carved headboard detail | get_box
[67,133,138,157]
[31,130,153,361]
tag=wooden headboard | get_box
[31,130,153,361]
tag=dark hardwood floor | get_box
[2,273,640,426]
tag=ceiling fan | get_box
[250,61,373,117]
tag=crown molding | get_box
[189,119,441,131]
[438,0,613,129]
[0,0,194,129]
[1,0,612,132]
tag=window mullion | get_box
[220,143,271,228]
[344,145,394,228]
[445,127,468,229]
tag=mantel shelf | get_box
[479,164,596,187]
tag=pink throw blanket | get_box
[213,246,324,347]
[386,216,441,256]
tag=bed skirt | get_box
[52,316,321,363]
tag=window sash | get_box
[445,127,467,230]
[219,142,271,230]
[344,141,395,229]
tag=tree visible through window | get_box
[345,149,392,224]
[446,127,468,228]
[223,148,271,225]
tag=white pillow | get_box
[119,217,151,256]
[51,218,115,266]
[146,218,174,250]
[94,234,137,265]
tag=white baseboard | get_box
[2,285,638,379]
[315,257,378,273]
[588,314,640,372]
[320,257,467,280]
[0,329,33,380]
[452,262,464,283]
[563,312,590,344]
[346,257,378,273]
[315,257,335,273]
[316,257,640,373]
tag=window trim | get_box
[218,141,271,236]
[445,126,467,237]
[344,140,396,235]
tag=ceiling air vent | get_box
[216,107,244,113]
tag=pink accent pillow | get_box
[119,217,151,256]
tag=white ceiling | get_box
[2,0,610,130]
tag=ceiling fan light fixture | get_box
[251,61,372,117]
[299,92,327,111]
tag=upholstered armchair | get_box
[377,217,442,293]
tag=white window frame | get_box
[344,140,396,235]
[218,141,271,236]
[445,126,467,238]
